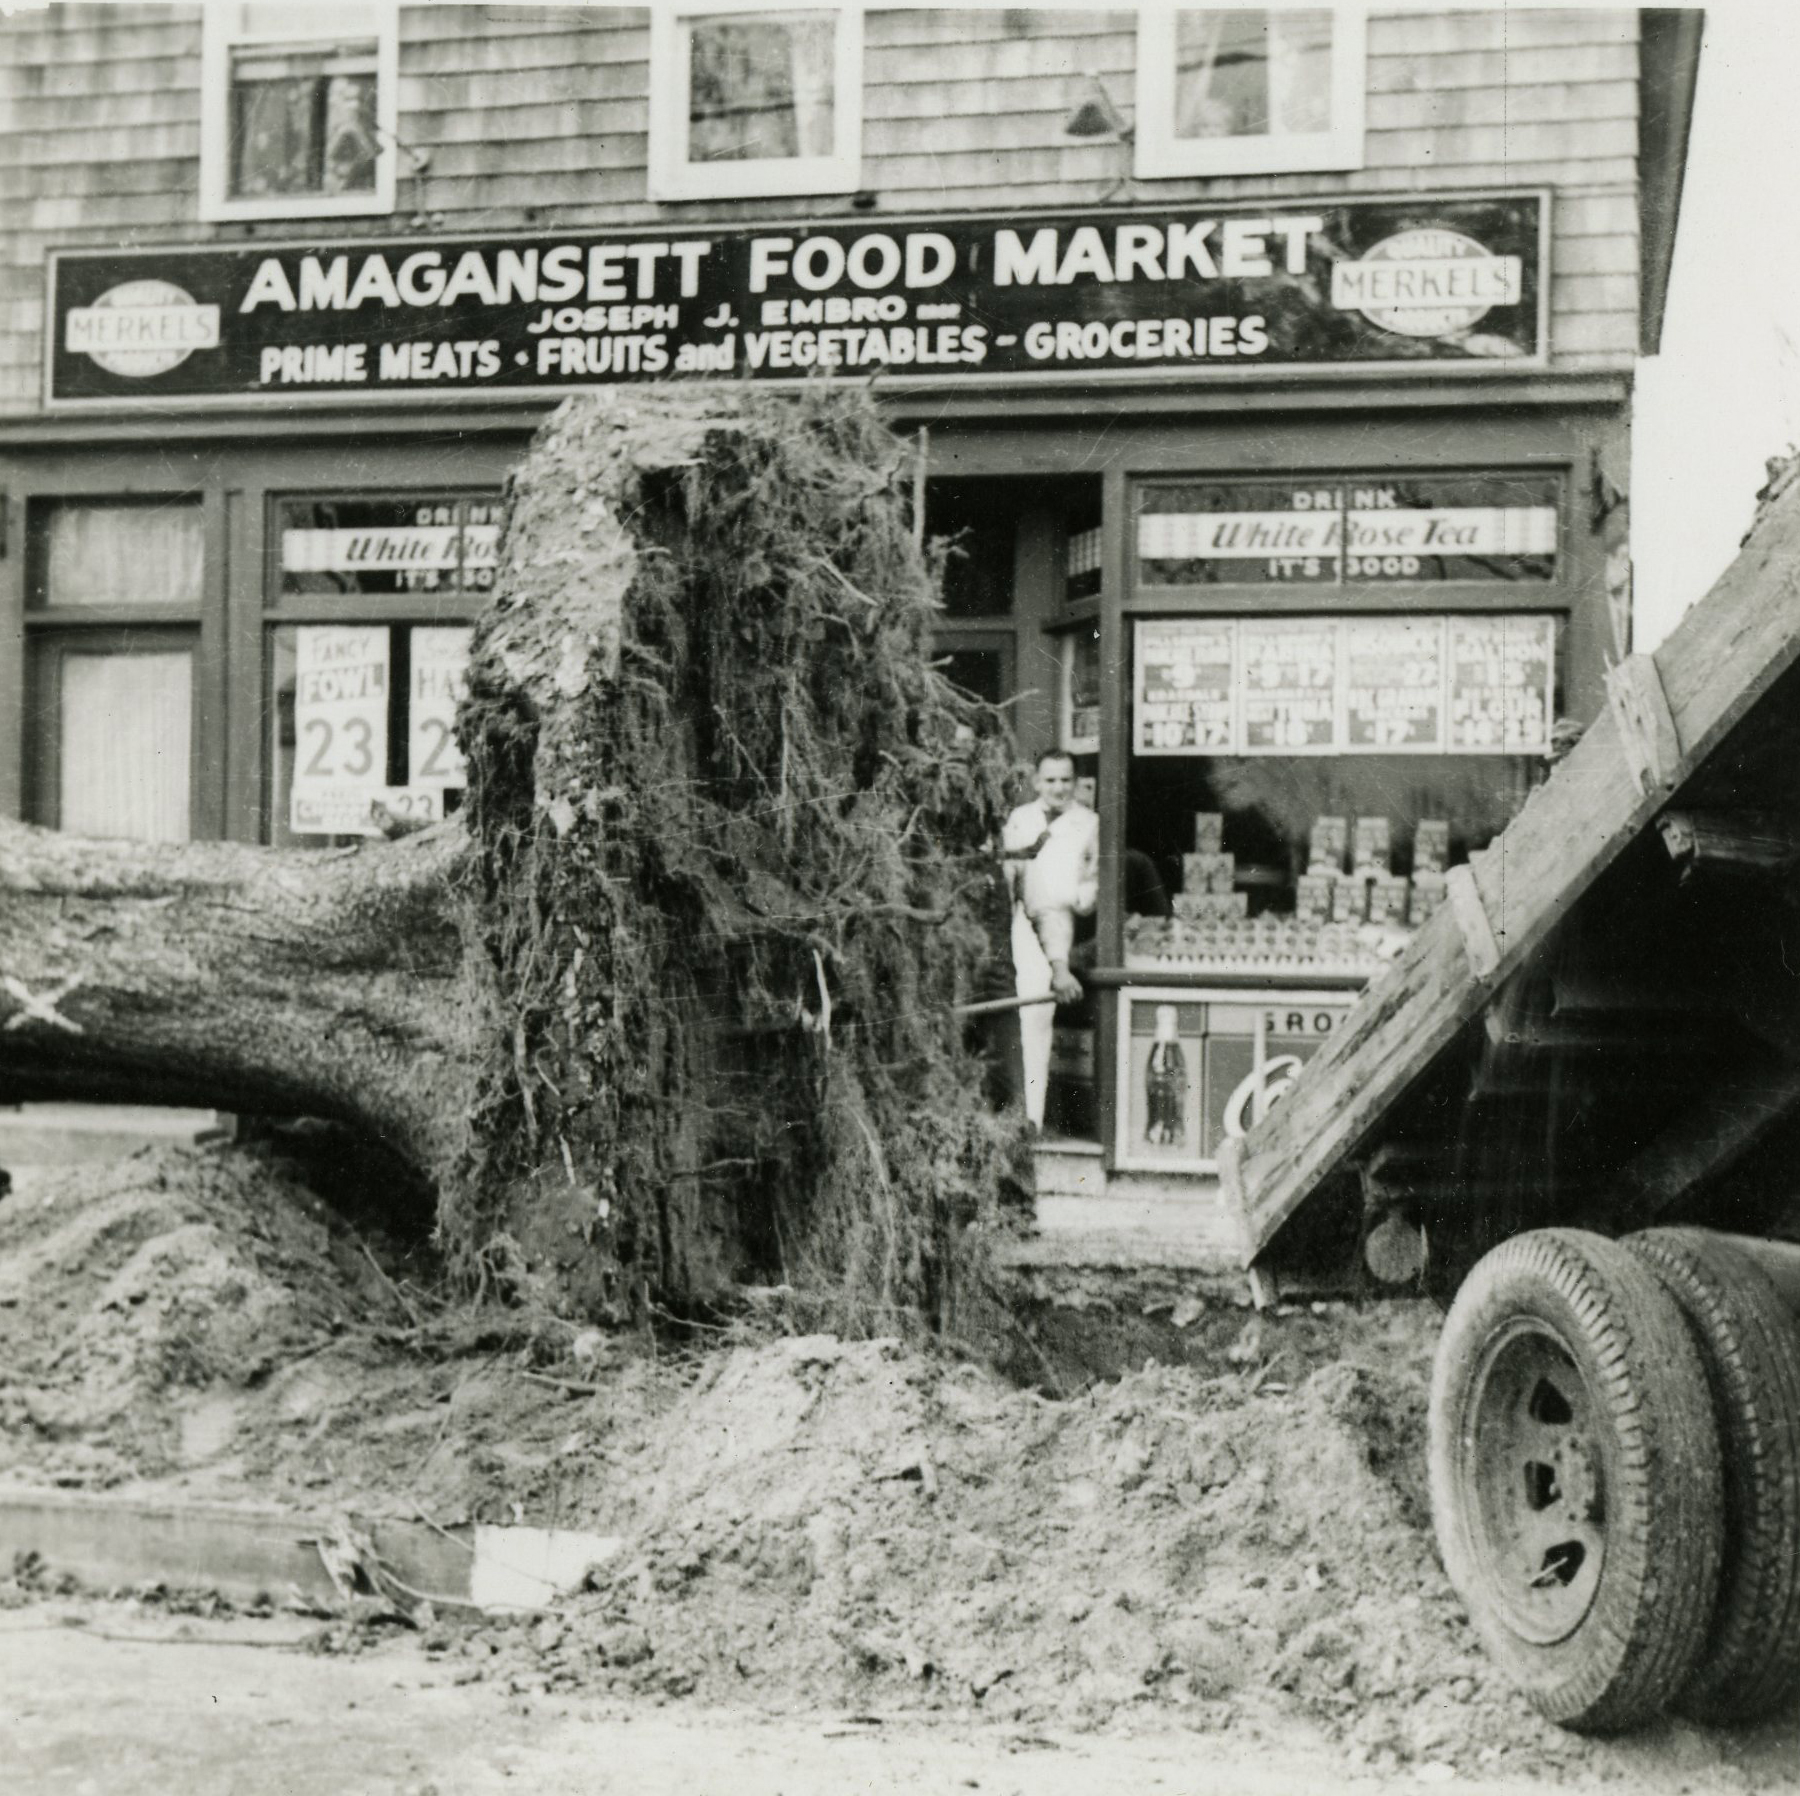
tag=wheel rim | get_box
[1461,1318,1608,1645]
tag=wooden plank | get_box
[1364,116,1639,169]
[1550,273,1641,316]
[402,98,648,143]
[1,20,197,65]
[863,146,1125,191]
[8,124,197,165]
[398,61,645,112]
[424,137,647,179]
[1369,9,1637,56]
[1554,235,1642,276]
[1227,475,1800,1264]
[1368,79,1639,131]
[1558,192,1643,236]
[4,88,199,130]
[5,54,200,98]
[1607,654,1682,794]
[1447,864,1500,980]
[869,9,1125,49]
[1547,313,1640,356]
[868,33,1134,83]
[1368,44,1638,92]
[420,173,653,214]
[404,29,646,76]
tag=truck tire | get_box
[1625,1227,1800,1723]
[1429,1229,1724,1732]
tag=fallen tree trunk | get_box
[0,385,1020,1325]
[0,818,471,1172]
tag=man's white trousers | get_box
[1010,907,1054,1129]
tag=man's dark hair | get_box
[1034,749,1076,775]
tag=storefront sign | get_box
[1446,615,1556,752]
[1342,617,1446,751]
[45,192,1545,407]
[1117,991,1352,1172]
[409,626,472,789]
[290,625,390,836]
[1239,619,1338,753]
[1133,613,1556,757]
[1135,618,1237,752]
[1138,472,1561,586]
[279,497,500,597]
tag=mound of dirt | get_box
[0,1144,1593,1778]
[0,1146,403,1490]
[486,1330,1586,1777]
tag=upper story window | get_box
[1135,8,1365,180]
[200,2,398,222]
[649,3,863,201]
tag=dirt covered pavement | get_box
[4,1144,1799,1790]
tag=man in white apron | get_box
[1001,751,1099,1130]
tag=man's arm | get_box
[1033,904,1084,1005]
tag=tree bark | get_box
[0,816,473,1180]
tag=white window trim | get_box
[649,2,863,202]
[1134,6,1366,181]
[199,3,399,223]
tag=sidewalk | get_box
[0,1103,227,1165]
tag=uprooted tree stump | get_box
[0,385,1023,1325]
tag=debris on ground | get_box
[0,1143,1681,1778]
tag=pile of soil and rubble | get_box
[0,1143,1610,1779]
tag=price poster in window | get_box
[1341,617,1446,751]
[1134,619,1237,754]
[290,624,389,836]
[409,626,472,788]
[1239,618,1337,753]
[1447,615,1555,753]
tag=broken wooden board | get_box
[1220,475,1800,1267]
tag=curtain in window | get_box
[232,67,319,196]
[43,503,203,609]
[688,15,835,163]
[230,46,377,197]
[1175,9,1332,140]
[59,652,194,843]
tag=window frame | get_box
[648,1,864,202]
[1134,6,1367,181]
[261,487,498,845]
[199,1,400,223]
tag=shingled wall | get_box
[0,4,1643,415]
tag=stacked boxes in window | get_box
[1352,817,1392,877]
[1295,873,1334,924]
[1307,816,1348,873]
[1183,852,1235,897]
[1410,818,1450,924]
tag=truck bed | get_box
[1220,471,1800,1274]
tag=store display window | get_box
[1125,611,1557,975]
[1123,469,1564,979]
[264,492,496,845]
